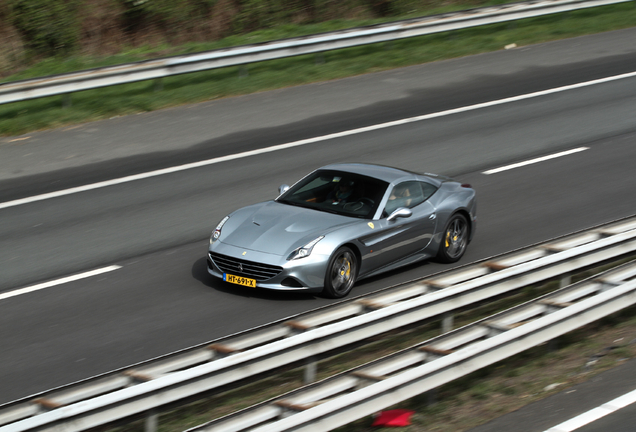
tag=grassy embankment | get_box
[1,2,636,136]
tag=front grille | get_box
[209,252,283,281]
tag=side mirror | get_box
[278,184,290,195]
[387,207,412,222]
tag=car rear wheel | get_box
[437,213,469,263]
[323,246,357,298]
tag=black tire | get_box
[436,213,469,263]
[323,246,358,298]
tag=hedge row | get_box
[3,0,421,58]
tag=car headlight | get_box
[210,216,229,244]
[287,236,325,261]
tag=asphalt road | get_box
[1,27,636,414]
[470,358,636,432]
[578,400,636,432]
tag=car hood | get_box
[222,201,354,256]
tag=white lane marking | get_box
[0,266,122,301]
[544,388,636,432]
[482,147,589,175]
[2,71,636,211]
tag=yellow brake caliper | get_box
[341,259,351,278]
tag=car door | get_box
[358,181,437,273]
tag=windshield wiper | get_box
[279,200,323,212]
[278,199,302,207]
[315,207,339,214]
[278,199,341,215]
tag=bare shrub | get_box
[79,0,127,56]
[0,2,26,77]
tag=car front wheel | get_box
[437,213,469,263]
[323,246,357,298]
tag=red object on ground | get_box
[372,409,416,427]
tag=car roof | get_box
[318,163,440,184]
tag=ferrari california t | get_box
[207,163,476,298]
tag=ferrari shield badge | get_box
[368,222,374,229]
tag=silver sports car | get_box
[207,163,476,298]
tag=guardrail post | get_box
[560,275,571,288]
[62,94,72,109]
[315,53,325,65]
[239,66,249,78]
[304,356,317,383]
[154,79,163,92]
[442,312,454,333]
[145,410,158,432]
[427,388,438,406]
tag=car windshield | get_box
[277,170,389,219]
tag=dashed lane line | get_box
[1,71,635,210]
[0,266,122,301]
[482,147,589,175]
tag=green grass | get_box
[1,3,636,136]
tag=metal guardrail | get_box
[1,216,636,431]
[0,0,630,105]
[195,261,636,431]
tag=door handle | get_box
[429,213,436,220]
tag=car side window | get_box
[383,181,437,216]
[420,181,437,201]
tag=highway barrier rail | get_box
[1,215,636,431]
[0,0,631,106]
[194,260,636,431]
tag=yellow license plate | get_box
[224,273,256,288]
